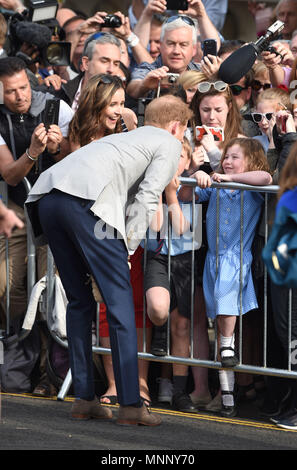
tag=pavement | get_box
[0,390,296,455]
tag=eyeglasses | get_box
[251,112,274,123]
[251,80,271,92]
[197,81,228,93]
[164,15,195,27]
[230,84,248,96]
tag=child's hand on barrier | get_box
[212,172,231,182]
[194,170,212,188]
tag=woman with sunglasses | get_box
[68,74,152,407]
[186,78,243,174]
[250,62,272,109]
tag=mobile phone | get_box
[43,99,60,131]
[166,0,189,10]
[280,114,288,132]
[195,126,224,142]
[203,39,217,58]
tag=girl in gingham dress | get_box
[180,137,272,417]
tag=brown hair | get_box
[221,137,271,173]
[144,95,193,127]
[189,84,242,143]
[68,73,124,147]
[278,141,297,199]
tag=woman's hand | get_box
[200,125,218,153]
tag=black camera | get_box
[5,10,71,67]
[103,14,122,28]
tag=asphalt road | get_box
[0,392,296,456]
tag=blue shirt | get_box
[144,199,202,256]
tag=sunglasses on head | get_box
[197,81,228,93]
[230,84,248,96]
[97,75,123,86]
[164,15,195,27]
[251,112,274,123]
[251,80,271,92]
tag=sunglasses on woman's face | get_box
[251,80,271,92]
[164,15,195,27]
[251,112,274,123]
[197,81,228,93]
[230,84,248,96]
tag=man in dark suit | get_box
[26,95,192,426]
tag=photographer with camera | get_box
[126,0,221,100]
[0,56,74,397]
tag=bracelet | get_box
[25,148,38,162]
[126,33,139,48]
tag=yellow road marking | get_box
[1,392,297,433]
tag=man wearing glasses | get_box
[127,0,221,99]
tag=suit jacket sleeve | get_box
[125,138,181,252]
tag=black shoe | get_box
[220,347,239,368]
[259,387,291,418]
[275,408,297,430]
[150,324,168,356]
[172,391,198,413]
[271,406,297,424]
[221,404,237,418]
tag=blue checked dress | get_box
[195,187,263,319]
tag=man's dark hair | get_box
[0,57,27,79]
[62,14,87,31]
[218,39,245,57]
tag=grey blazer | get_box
[25,126,182,253]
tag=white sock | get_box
[219,369,235,406]
[220,334,235,358]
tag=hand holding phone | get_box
[196,126,224,142]
[166,0,189,10]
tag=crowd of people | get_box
[0,0,297,430]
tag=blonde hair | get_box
[177,70,207,91]
[182,136,192,160]
[144,95,193,127]
[256,87,292,111]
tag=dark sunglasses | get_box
[251,80,271,92]
[251,112,274,123]
[164,15,195,27]
[98,75,123,86]
[230,84,248,96]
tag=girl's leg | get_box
[217,315,237,416]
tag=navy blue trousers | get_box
[38,190,140,405]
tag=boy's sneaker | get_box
[157,378,173,404]
[275,408,297,430]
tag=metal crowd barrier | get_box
[1,178,297,401]
[0,178,35,340]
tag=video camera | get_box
[4,0,71,67]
